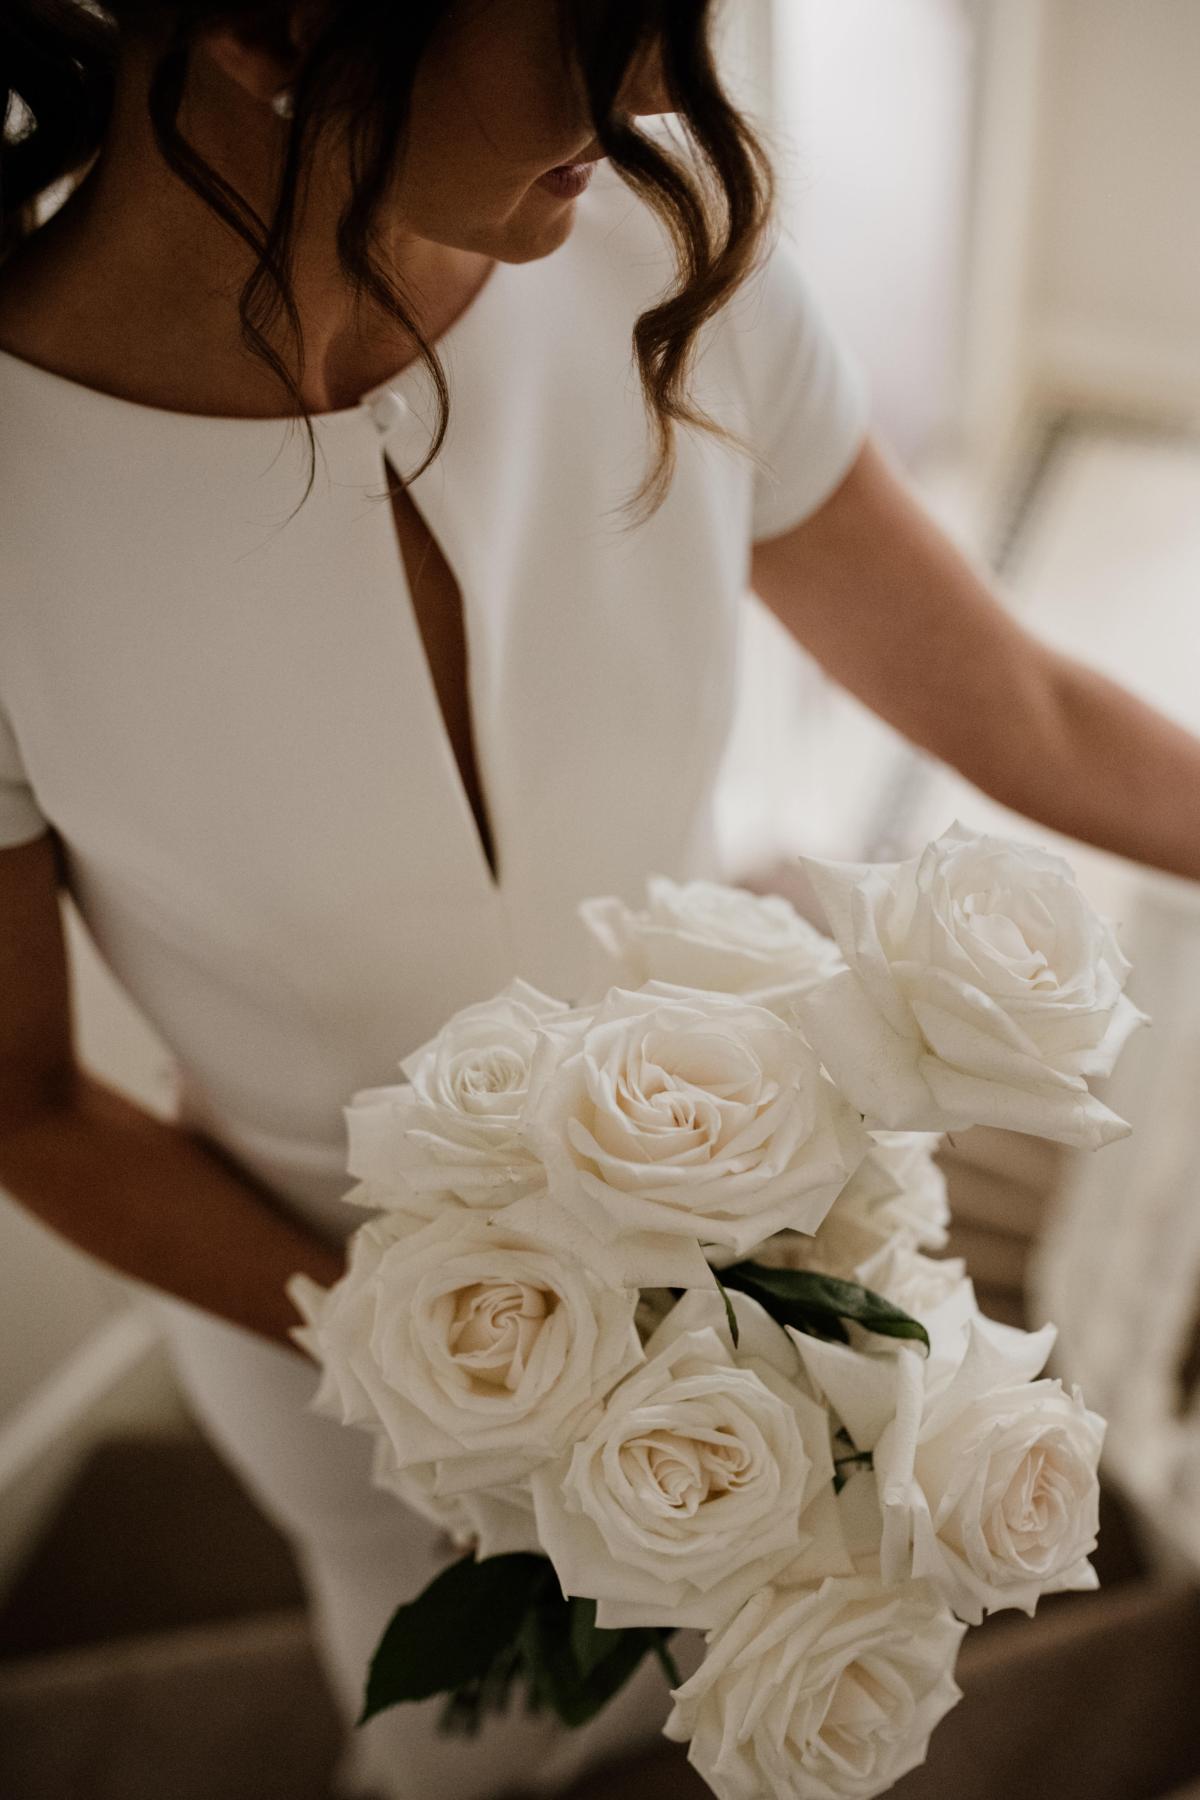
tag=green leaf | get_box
[721,1263,930,1353]
[786,1307,851,1345]
[437,1637,526,1737]
[711,1268,740,1347]
[362,1550,688,1737]
[653,1636,683,1690]
[568,1596,613,1681]
[360,1552,549,1725]
[526,1589,678,1729]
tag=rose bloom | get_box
[286,1209,642,1500]
[863,1131,951,1249]
[749,1129,951,1287]
[755,1225,978,1371]
[532,1288,850,1631]
[368,1435,542,1561]
[520,985,868,1289]
[664,1574,966,1800]
[794,1316,1106,1624]
[342,978,574,1214]
[855,1240,976,1345]
[579,876,842,1012]
[795,821,1147,1149]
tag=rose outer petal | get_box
[919,1057,1132,1149]
[795,969,955,1132]
[1074,989,1150,1078]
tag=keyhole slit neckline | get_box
[351,256,511,899]
[380,448,502,895]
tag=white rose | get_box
[518,985,868,1288]
[864,1131,951,1249]
[856,1239,974,1322]
[369,1437,543,1561]
[531,1288,850,1631]
[579,876,842,1012]
[285,1209,642,1494]
[753,1228,977,1369]
[834,1466,888,1575]
[288,1210,415,1425]
[794,1316,1106,1624]
[342,979,573,1213]
[796,822,1147,1149]
[851,1242,967,1317]
[747,1130,950,1288]
[365,1436,476,1547]
[878,1324,1105,1624]
[664,1574,966,1800]
[853,1242,979,1369]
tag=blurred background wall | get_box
[3,2,1200,1794]
[716,0,1200,871]
[715,0,981,869]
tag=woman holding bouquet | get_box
[0,4,1198,1797]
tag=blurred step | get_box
[892,1578,1200,1800]
[0,1608,342,1800]
[944,1220,1031,1302]
[938,1125,1064,1202]
[938,1137,1061,1241]
[0,1430,305,1657]
[0,1410,1180,1800]
[936,1129,1064,1329]
[4,1576,1194,1800]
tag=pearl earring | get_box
[271,87,295,119]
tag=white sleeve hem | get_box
[726,224,874,547]
[750,405,871,547]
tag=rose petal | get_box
[919,1055,1132,1148]
[795,970,953,1131]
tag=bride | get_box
[1,4,1198,1796]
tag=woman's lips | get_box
[537,162,596,199]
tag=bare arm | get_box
[749,432,1200,884]
[0,1072,346,1352]
[0,831,344,1354]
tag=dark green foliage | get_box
[719,1262,930,1352]
[362,1553,677,1735]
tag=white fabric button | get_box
[366,387,409,434]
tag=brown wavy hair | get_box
[1,0,780,528]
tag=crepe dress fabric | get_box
[0,158,870,1797]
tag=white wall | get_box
[954,0,1050,480]
[770,0,977,463]
[1031,0,1200,414]
[714,0,984,874]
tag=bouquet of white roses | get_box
[287,822,1144,1800]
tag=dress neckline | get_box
[0,255,505,432]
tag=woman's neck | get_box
[0,41,493,418]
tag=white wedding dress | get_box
[0,155,869,1798]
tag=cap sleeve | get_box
[0,698,50,848]
[730,224,872,545]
